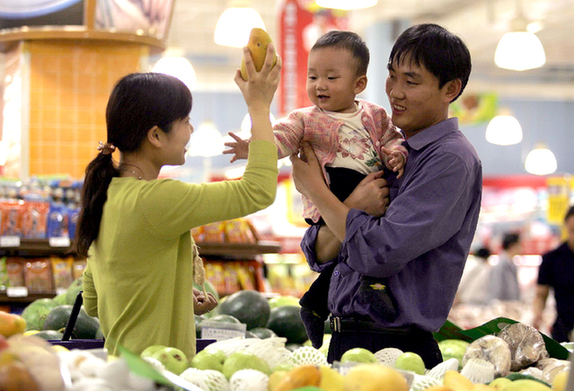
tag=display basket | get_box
[48,291,216,352]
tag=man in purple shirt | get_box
[290,23,482,368]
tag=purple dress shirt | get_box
[301,118,482,332]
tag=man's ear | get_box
[444,79,462,103]
[147,126,163,148]
[354,75,368,95]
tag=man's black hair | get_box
[388,23,471,102]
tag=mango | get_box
[0,312,26,338]
[274,364,321,391]
[319,365,344,391]
[240,28,277,81]
[443,370,474,391]
[552,370,569,391]
[343,363,408,391]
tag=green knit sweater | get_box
[82,140,278,358]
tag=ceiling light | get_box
[525,144,557,175]
[316,0,378,10]
[214,7,265,48]
[485,114,523,146]
[152,49,197,91]
[494,2,545,71]
[188,121,223,157]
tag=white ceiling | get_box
[164,0,574,99]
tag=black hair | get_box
[502,233,521,251]
[388,23,471,102]
[72,73,192,258]
[565,205,574,221]
[311,30,370,76]
[475,247,491,260]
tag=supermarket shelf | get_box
[0,292,56,305]
[0,238,74,257]
[196,241,281,257]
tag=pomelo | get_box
[21,298,58,331]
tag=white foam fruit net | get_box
[288,346,329,367]
[229,369,269,391]
[409,374,442,391]
[374,347,404,367]
[460,358,495,384]
[426,358,460,380]
[206,337,291,369]
[180,368,229,391]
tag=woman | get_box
[73,45,281,359]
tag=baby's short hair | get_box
[311,30,369,76]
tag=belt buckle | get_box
[330,316,341,332]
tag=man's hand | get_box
[382,146,405,179]
[223,132,250,163]
[289,142,327,198]
[193,287,218,315]
[344,171,390,217]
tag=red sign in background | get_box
[277,0,348,117]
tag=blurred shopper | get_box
[73,46,281,359]
[486,232,522,303]
[455,247,492,305]
[532,205,574,342]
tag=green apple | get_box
[340,347,378,364]
[140,345,166,359]
[150,347,189,375]
[222,351,270,379]
[190,349,226,372]
[394,352,425,375]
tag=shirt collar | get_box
[403,117,459,151]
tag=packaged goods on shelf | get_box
[24,258,53,294]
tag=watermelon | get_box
[249,327,277,339]
[208,314,241,324]
[267,305,308,344]
[217,290,270,330]
[34,330,63,340]
[43,305,100,339]
[65,278,83,305]
[21,298,58,331]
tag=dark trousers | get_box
[552,317,574,343]
[327,327,443,369]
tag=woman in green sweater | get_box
[73,45,281,359]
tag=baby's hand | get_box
[223,132,250,163]
[382,147,405,179]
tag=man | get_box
[289,23,482,368]
[533,205,574,342]
[486,232,522,303]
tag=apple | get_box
[394,352,426,375]
[222,351,270,379]
[340,347,378,364]
[140,345,166,359]
[190,349,226,372]
[150,347,189,375]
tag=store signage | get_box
[200,320,247,341]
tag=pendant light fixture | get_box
[524,144,557,176]
[485,110,523,146]
[214,1,265,48]
[316,0,378,10]
[494,0,546,71]
[188,121,223,157]
[152,48,197,91]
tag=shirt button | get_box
[333,270,340,276]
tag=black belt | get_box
[330,316,411,335]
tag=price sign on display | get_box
[0,236,20,247]
[200,321,247,341]
[6,287,28,297]
[49,237,71,247]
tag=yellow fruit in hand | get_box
[240,28,277,81]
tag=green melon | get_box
[43,305,100,339]
[218,290,270,330]
[266,305,308,344]
[21,298,58,331]
[34,330,64,340]
[65,278,83,305]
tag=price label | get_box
[0,236,20,247]
[6,287,28,297]
[200,321,246,341]
[49,237,71,247]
